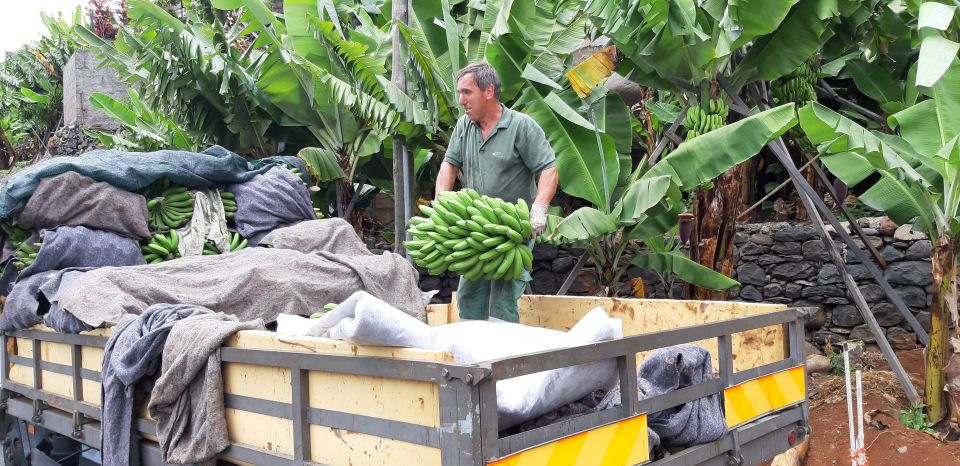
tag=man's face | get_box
[457,73,496,122]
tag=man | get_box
[435,62,559,322]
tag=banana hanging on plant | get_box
[683,98,728,140]
[405,188,533,280]
[141,230,182,264]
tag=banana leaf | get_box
[630,250,739,291]
[643,104,797,189]
[298,147,348,184]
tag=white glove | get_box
[530,203,549,238]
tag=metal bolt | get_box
[465,373,474,384]
[441,368,450,379]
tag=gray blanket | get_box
[55,247,429,327]
[149,312,264,465]
[0,146,266,220]
[17,172,151,240]
[20,226,146,279]
[596,345,726,451]
[101,304,213,466]
[226,167,316,245]
[259,218,372,256]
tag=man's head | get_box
[456,62,501,122]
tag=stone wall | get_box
[63,51,128,131]
[731,218,930,353]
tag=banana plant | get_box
[86,89,202,152]
[798,58,960,422]
[539,103,798,296]
[583,0,871,298]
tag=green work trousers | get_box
[456,241,534,322]
[455,272,531,322]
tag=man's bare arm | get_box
[435,161,460,198]
[533,166,558,206]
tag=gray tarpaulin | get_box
[101,304,213,466]
[55,247,430,328]
[596,345,726,451]
[17,172,151,239]
[259,218,372,256]
[226,167,316,245]
[0,227,146,332]
[0,146,267,220]
[149,311,264,465]
[20,226,146,278]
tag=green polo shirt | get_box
[443,105,556,204]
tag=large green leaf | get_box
[846,60,902,104]
[517,88,619,210]
[630,251,739,291]
[916,2,959,87]
[643,104,797,189]
[551,206,620,241]
[858,172,935,235]
[298,147,348,183]
[733,0,835,85]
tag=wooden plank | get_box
[226,409,294,455]
[309,425,442,466]
[225,330,454,362]
[307,372,440,427]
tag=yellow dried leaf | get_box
[565,46,618,99]
[631,277,645,298]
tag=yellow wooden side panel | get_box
[724,366,806,427]
[309,426,442,466]
[489,415,648,466]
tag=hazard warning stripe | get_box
[488,414,649,466]
[724,365,805,427]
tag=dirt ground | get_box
[803,348,960,465]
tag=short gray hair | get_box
[456,62,501,99]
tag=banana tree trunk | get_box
[687,163,745,300]
[0,125,14,170]
[926,234,959,422]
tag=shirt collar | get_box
[468,104,511,130]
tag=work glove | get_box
[530,203,549,238]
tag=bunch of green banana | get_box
[0,222,30,246]
[142,230,181,263]
[220,190,237,219]
[404,188,534,280]
[147,186,194,231]
[201,231,248,255]
[771,63,818,152]
[13,240,42,270]
[683,98,729,139]
[314,207,324,218]
[771,63,818,106]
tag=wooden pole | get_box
[391,0,413,256]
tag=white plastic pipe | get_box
[843,348,857,466]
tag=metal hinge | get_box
[71,412,87,439]
[31,399,44,424]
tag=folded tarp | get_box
[259,218,372,256]
[17,171,151,240]
[54,247,430,328]
[226,167,316,245]
[0,146,267,221]
[595,345,727,451]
